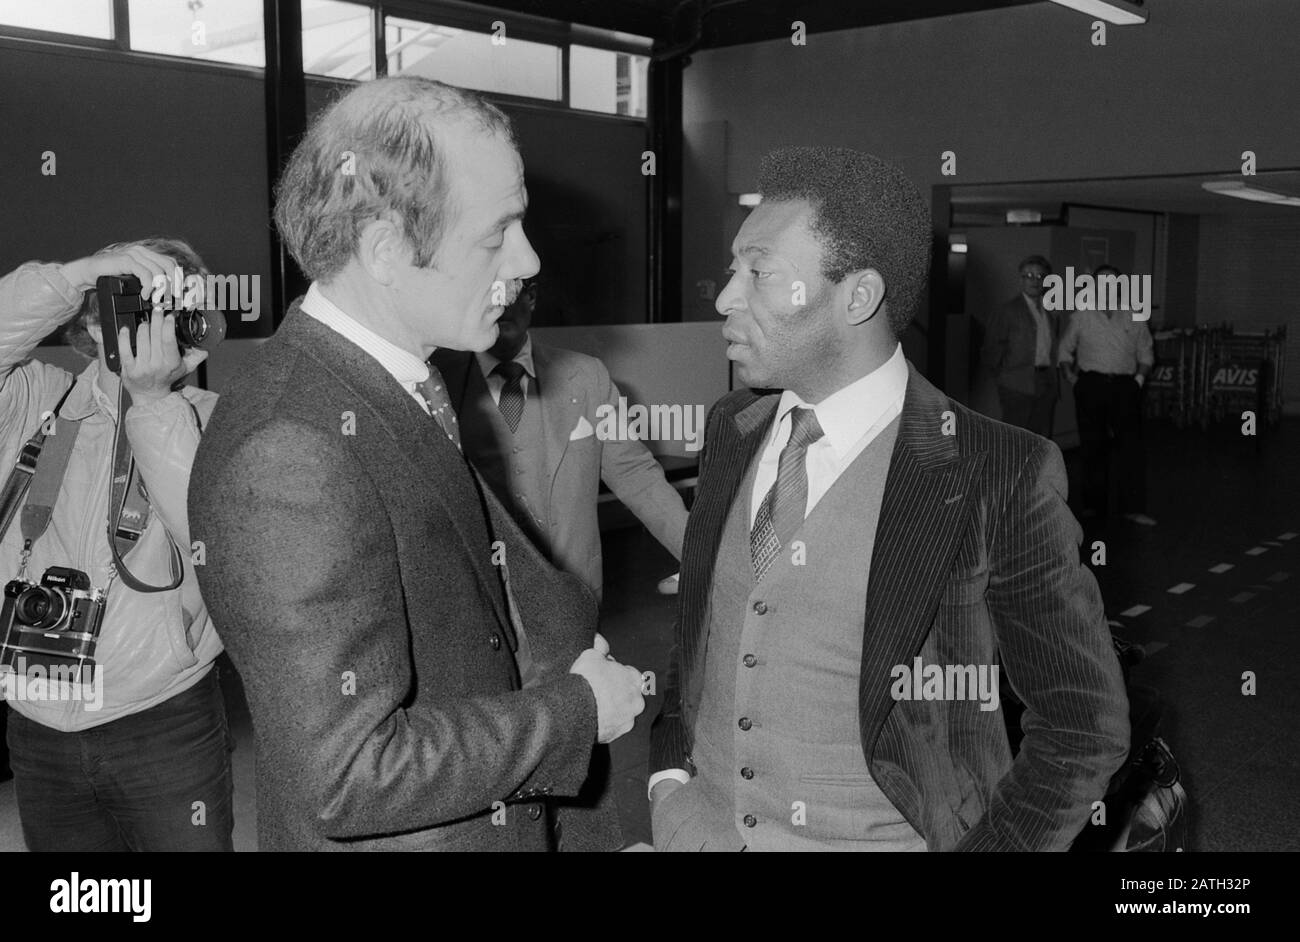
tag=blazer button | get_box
[528,805,543,821]
[743,814,757,828]
[738,717,752,731]
[489,635,502,650]
[753,601,767,615]
[742,653,757,668]
[740,767,754,780]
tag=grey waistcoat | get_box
[691,415,925,850]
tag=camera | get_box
[0,567,107,683]
[95,274,227,374]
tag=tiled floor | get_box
[2,416,1297,851]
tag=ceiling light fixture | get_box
[1202,180,1300,207]
[1048,0,1148,25]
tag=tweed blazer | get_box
[190,304,615,851]
[650,363,1130,851]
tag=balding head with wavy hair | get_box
[274,77,516,282]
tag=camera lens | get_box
[175,309,226,352]
[14,586,67,630]
[176,310,206,347]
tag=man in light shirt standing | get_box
[982,255,1061,438]
[1058,264,1156,525]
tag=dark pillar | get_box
[927,184,952,389]
[647,55,684,324]
[263,0,309,330]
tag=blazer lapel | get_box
[857,366,987,760]
[429,347,474,413]
[678,391,777,688]
[534,343,584,491]
[277,307,513,635]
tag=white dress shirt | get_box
[649,344,910,797]
[299,283,434,414]
[1058,307,1154,375]
[1024,293,1052,367]
[750,342,909,526]
[476,335,536,405]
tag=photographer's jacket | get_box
[0,262,220,731]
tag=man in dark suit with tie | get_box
[981,256,1061,437]
[432,279,688,605]
[189,76,646,851]
[649,147,1129,851]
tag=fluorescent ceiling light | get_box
[1202,180,1300,207]
[1048,0,1148,25]
[738,193,761,207]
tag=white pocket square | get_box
[569,415,595,440]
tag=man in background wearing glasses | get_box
[981,255,1060,438]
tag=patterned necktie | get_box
[750,406,825,582]
[494,360,527,433]
[418,365,461,451]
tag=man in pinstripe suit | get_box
[648,147,1130,852]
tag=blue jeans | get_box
[7,667,234,851]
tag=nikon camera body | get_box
[0,567,107,683]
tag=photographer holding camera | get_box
[0,238,232,851]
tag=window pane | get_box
[128,0,264,67]
[303,0,373,81]
[570,45,648,117]
[0,0,112,38]
[385,16,559,101]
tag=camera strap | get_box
[106,384,184,593]
[0,383,79,577]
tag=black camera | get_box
[95,274,227,374]
[0,567,107,683]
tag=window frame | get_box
[0,0,653,119]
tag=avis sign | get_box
[1211,365,1259,391]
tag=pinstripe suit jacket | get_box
[649,363,1130,851]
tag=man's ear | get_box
[846,269,886,326]
[356,214,409,286]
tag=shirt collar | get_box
[772,343,908,462]
[57,359,115,422]
[478,334,535,381]
[300,283,431,391]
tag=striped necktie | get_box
[750,406,825,582]
[494,360,527,433]
[418,365,461,451]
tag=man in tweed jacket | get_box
[648,147,1129,852]
[189,77,645,851]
